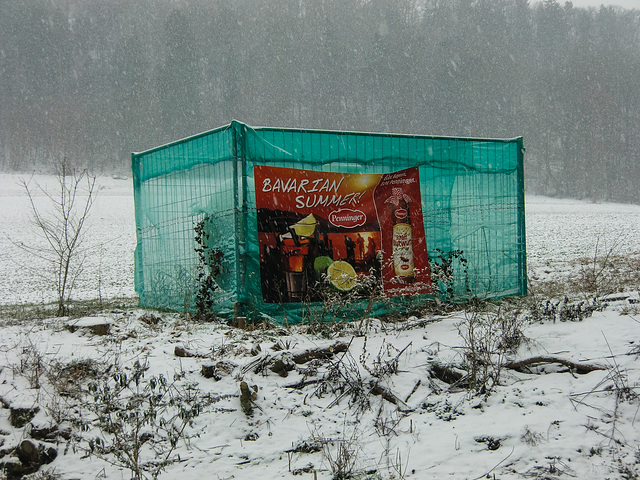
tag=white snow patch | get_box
[1,175,640,479]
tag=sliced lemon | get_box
[326,260,357,292]
[290,213,317,237]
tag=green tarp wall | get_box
[132,121,526,322]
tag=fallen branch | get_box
[504,356,607,374]
[292,342,349,364]
[398,317,443,331]
[369,381,412,412]
[404,379,421,403]
[174,346,207,358]
[471,446,515,480]
[284,378,322,389]
[430,363,467,385]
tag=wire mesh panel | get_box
[133,125,239,314]
[132,121,525,322]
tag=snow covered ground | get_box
[0,174,136,306]
[1,174,640,479]
[2,173,640,306]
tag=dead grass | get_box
[0,297,138,325]
[529,253,640,300]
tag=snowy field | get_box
[0,174,136,305]
[2,173,640,305]
[1,174,640,479]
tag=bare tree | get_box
[20,160,96,316]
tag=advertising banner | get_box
[255,165,431,303]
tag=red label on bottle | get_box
[394,208,408,220]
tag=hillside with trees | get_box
[1,0,639,203]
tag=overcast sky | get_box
[567,0,639,9]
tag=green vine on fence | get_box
[429,249,469,299]
[194,216,225,321]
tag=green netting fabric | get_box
[132,121,526,323]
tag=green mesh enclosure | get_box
[132,121,526,322]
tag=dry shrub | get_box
[456,309,527,396]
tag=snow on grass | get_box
[1,304,639,479]
[1,175,640,479]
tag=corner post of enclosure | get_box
[232,121,248,319]
[131,152,144,300]
[516,138,527,296]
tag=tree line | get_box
[1,0,639,203]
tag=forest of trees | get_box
[1,0,639,203]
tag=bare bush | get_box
[525,296,604,323]
[314,347,371,415]
[312,337,412,416]
[73,358,205,480]
[19,160,96,316]
[311,423,362,480]
[456,309,526,395]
